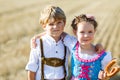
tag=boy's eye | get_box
[49,23,54,26]
[58,21,62,24]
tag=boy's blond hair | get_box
[39,5,66,27]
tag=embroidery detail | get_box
[75,41,105,62]
[78,65,90,80]
[71,41,107,80]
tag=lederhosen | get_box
[40,38,67,80]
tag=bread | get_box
[104,59,120,77]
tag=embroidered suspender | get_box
[40,38,67,80]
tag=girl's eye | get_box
[80,31,84,33]
[88,31,93,33]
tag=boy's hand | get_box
[28,71,36,80]
[98,70,110,80]
[95,44,104,54]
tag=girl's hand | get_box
[95,44,104,54]
[98,70,110,80]
[31,36,37,48]
[31,32,46,48]
[61,32,67,42]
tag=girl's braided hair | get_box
[71,14,98,30]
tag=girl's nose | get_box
[84,33,89,37]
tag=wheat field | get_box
[0,0,120,80]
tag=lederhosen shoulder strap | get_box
[63,45,67,80]
[40,38,44,80]
[40,38,67,80]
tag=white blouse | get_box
[25,34,69,80]
[64,34,112,69]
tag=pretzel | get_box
[104,59,120,77]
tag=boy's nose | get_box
[53,25,57,28]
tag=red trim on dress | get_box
[75,41,105,62]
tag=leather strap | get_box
[63,46,67,79]
[40,38,44,80]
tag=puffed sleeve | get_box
[25,49,39,72]
[101,52,112,70]
[63,34,77,53]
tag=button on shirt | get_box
[25,34,69,80]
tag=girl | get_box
[63,14,112,80]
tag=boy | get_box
[25,5,69,80]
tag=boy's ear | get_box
[64,21,66,26]
[42,25,46,30]
[73,29,77,35]
[94,28,97,32]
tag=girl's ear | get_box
[95,29,97,32]
[73,29,77,35]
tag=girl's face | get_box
[74,21,95,46]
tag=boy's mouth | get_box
[53,30,59,32]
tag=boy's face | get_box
[74,21,95,46]
[44,19,65,39]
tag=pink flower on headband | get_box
[86,14,95,20]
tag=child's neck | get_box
[46,33,61,42]
[49,35,60,43]
[80,44,92,50]
[51,36,61,42]
[80,44,95,54]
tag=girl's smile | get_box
[76,21,95,46]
